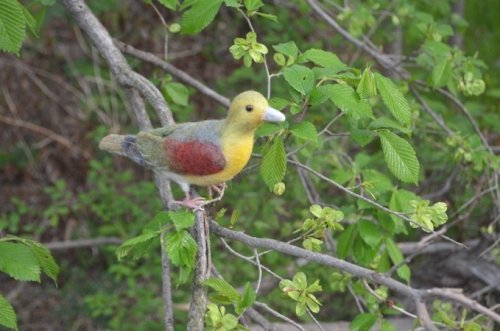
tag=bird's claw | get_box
[170,196,206,209]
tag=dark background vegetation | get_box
[1,0,499,330]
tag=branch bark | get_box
[60,1,177,329]
[210,220,500,326]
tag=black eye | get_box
[245,105,253,112]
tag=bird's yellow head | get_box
[225,91,286,133]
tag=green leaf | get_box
[28,243,59,283]
[379,131,419,184]
[272,41,299,59]
[302,49,346,70]
[358,220,382,248]
[158,0,178,10]
[180,0,223,34]
[236,282,256,314]
[244,0,263,12]
[255,122,281,137]
[351,313,378,331]
[0,0,27,55]
[164,82,189,106]
[144,211,170,231]
[166,230,197,269]
[116,231,159,260]
[385,238,410,283]
[357,68,377,99]
[374,73,412,126]
[327,84,373,120]
[260,137,287,190]
[204,277,241,304]
[290,121,318,143]
[0,295,17,330]
[283,65,315,95]
[254,12,278,23]
[168,210,195,231]
[369,117,412,136]
[0,242,40,281]
[432,57,452,89]
[337,224,357,259]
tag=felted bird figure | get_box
[99,90,286,208]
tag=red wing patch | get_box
[163,139,226,175]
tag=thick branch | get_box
[61,0,173,127]
[210,221,500,325]
[60,1,177,330]
[187,211,211,330]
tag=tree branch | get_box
[210,220,500,325]
[115,40,230,108]
[60,1,177,329]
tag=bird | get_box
[98,90,286,208]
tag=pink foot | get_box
[171,196,206,209]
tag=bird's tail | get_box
[99,134,145,166]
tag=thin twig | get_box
[254,301,305,331]
[210,220,500,324]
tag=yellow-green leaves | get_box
[282,65,315,95]
[379,130,420,184]
[205,303,239,331]
[180,0,223,34]
[229,32,268,67]
[409,200,448,232]
[204,278,256,328]
[0,295,16,331]
[374,73,412,126]
[280,272,322,316]
[260,136,287,191]
[0,0,35,55]
[299,204,344,252]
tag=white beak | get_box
[262,107,286,122]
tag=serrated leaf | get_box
[290,121,318,143]
[0,242,40,282]
[432,57,452,89]
[236,282,256,314]
[358,220,382,248]
[163,82,189,106]
[374,73,412,126]
[166,230,197,269]
[369,117,411,136]
[0,295,17,330]
[244,0,263,12]
[180,0,223,34]
[0,0,27,55]
[283,65,315,95]
[28,243,59,283]
[326,84,373,119]
[272,41,298,59]
[260,137,287,190]
[204,277,241,304]
[351,313,378,331]
[158,0,177,10]
[168,210,195,231]
[379,131,419,184]
[385,238,411,283]
[302,49,346,70]
[255,122,281,137]
[337,224,357,259]
[357,68,377,99]
[116,231,159,260]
